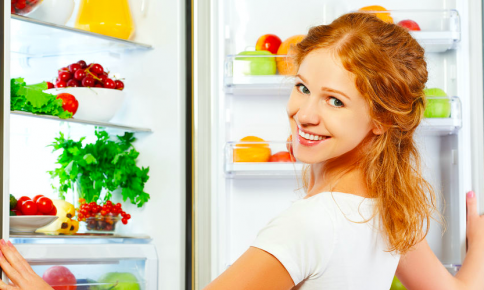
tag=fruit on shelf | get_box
[53,60,125,90]
[42,265,77,290]
[78,200,131,232]
[390,276,407,290]
[36,200,78,235]
[10,195,57,216]
[269,151,294,162]
[233,136,271,162]
[424,88,451,118]
[234,51,276,76]
[98,272,140,290]
[10,194,17,210]
[276,35,306,75]
[358,5,393,24]
[256,34,282,54]
[56,93,79,115]
[398,19,421,31]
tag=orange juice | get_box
[75,0,135,40]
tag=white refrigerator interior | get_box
[5,0,187,289]
[208,0,484,283]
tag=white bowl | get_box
[46,88,126,123]
[27,0,75,25]
[10,216,58,233]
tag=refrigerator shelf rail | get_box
[11,111,153,133]
[11,15,153,57]
[10,233,152,244]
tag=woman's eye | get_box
[329,97,344,108]
[296,84,310,95]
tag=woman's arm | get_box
[203,247,295,290]
[396,191,484,290]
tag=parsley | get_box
[48,130,150,207]
[11,78,72,119]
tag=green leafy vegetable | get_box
[11,78,72,119]
[49,130,150,207]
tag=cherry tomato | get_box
[20,200,37,215]
[56,93,79,115]
[36,197,54,214]
[122,218,128,225]
[46,82,55,89]
[32,194,44,203]
[42,266,77,290]
[15,196,31,211]
[46,206,57,216]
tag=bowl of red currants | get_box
[45,60,126,122]
[12,0,43,16]
[77,200,131,234]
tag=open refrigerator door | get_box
[191,0,484,288]
[3,0,188,289]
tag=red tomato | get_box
[42,266,77,290]
[46,206,57,216]
[56,93,79,115]
[37,197,54,214]
[269,151,294,162]
[15,196,31,211]
[33,194,44,203]
[20,200,37,215]
[12,209,22,216]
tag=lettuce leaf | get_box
[10,78,73,119]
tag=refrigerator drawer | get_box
[14,244,158,290]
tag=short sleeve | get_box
[250,201,336,285]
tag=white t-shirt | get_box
[251,191,400,290]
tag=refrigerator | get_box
[2,0,188,289]
[191,0,484,288]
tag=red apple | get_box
[255,34,282,54]
[269,151,294,162]
[398,19,421,31]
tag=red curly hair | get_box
[293,13,439,254]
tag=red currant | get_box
[104,78,116,89]
[55,80,67,88]
[121,218,128,225]
[91,64,104,75]
[74,69,86,81]
[78,60,87,69]
[115,80,125,90]
[125,214,131,219]
[82,76,95,87]
[58,71,72,82]
[69,63,82,73]
[101,210,107,216]
[66,79,80,87]
[115,203,122,208]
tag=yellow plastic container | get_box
[74,0,135,40]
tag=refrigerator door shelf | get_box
[15,243,157,289]
[11,15,152,57]
[225,162,303,179]
[11,111,153,133]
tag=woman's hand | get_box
[465,191,484,251]
[0,239,53,290]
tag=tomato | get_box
[42,266,77,290]
[56,93,79,115]
[33,194,44,203]
[12,209,22,216]
[269,151,294,162]
[46,206,57,216]
[37,197,54,214]
[20,200,37,215]
[15,196,31,211]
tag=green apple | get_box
[96,272,140,290]
[234,50,276,76]
[390,276,407,290]
[423,88,451,118]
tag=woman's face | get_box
[287,49,377,164]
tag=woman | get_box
[204,13,484,290]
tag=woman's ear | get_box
[372,123,387,135]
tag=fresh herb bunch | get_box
[49,130,150,207]
[11,78,72,119]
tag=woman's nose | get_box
[296,99,320,126]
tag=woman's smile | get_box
[297,127,331,147]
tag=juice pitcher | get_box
[74,0,138,40]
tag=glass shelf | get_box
[418,96,462,136]
[11,111,152,133]
[11,15,152,57]
[358,9,460,53]
[10,233,152,244]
